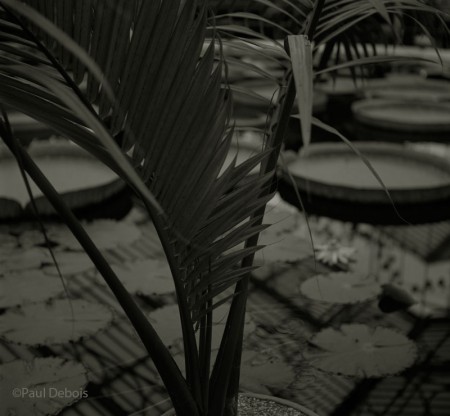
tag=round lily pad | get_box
[0,270,64,308]
[300,272,381,304]
[0,247,49,275]
[148,303,256,350]
[112,259,174,296]
[42,251,95,276]
[0,231,18,251]
[0,299,114,345]
[257,233,313,265]
[239,351,296,395]
[255,203,313,265]
[39,220,141,251]
[0,357,88,416]
[306,324,417,377]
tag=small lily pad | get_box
[0,299,114,345]
[112,259,174,296]
[18,228,55,248]
[300,272,381,304]
[306,324,417,377]
[256,234,313,264]
[0,270,64,308]
[148,303,255,350]
[38,220,141,251]
[42,251,95,276]
[0,247,49,275]
[0,231,18,251]
[256,205,313,264]
[0,357,88,416]
[239,351,296,394]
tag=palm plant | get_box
[0,1,446,415]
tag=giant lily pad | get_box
[0,140,125,219]
[300,272,381,304]
[111,259,174,296]
[0,357,88,416]
[0,270,64,308]
[0,299,113,345]
[306,324,417,377]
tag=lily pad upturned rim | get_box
[280,142,450,205]
[352,99,450,132]
[362,76,450,102]
[0,140,127,220]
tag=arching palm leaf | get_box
[0,1,281,414]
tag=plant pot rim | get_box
[161,392,319,416]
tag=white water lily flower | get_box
[315,240,356,266]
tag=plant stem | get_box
[305,0,326,41]
[199,290,213,411]
[0,134,200,416]
[211,74,297,416]
[211,1,327,414]
[146,212,203,409]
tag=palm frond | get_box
[0,1,280,412]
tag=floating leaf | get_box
[42,251,95,276]
[0,231,18,251]
[306,324,417,377]
[256,233,313,265]
[0,270,64,308]
[262,205,301,239]
[148,303,255,350]
[257,206,312,264]
[239,351,296,394]
[0,299,113,345]
[0,357,88,416]
[18,228,53,248]
[112,259,174,296]
[300,272,381,304]
[20,220,141,251]
[0,247,49,274]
